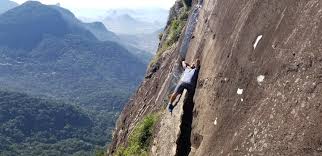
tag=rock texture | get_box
[151,91,187,156]
[109,0,322,155]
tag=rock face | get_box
[109,0,322,155]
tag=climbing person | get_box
[168,59,200,113]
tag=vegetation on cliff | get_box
[115,114,158,156]
[149,0,190,66]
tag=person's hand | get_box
[196,59,200,66]
[182,61,187,68]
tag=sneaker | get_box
[168,103,174,113]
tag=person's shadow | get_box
[175,89,196,156]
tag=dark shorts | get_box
[174,82,194,94]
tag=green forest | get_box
[0,90,113,155]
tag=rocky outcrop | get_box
[109,0,322,155]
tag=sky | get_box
[11,0,176,19]
[11,0,176,10]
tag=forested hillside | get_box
[0,0,146,112]
[0,90,107,155]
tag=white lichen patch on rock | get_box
[253,35,263,49]
[257,75,265,83]
[237,88,244,95]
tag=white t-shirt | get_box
[180,67,198,84]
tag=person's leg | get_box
[168,82,184,112]
[169,92,179,104]
[186,84,195,96]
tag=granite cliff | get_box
[109,0,322,155]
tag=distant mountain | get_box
[103,13,163,35]
[0,90,104,155]
[83,21,119,41]
[66,8,168,54]
[0,1,96,51]
[50,4,122,44]
[82,19,153,62]
[0,0,18,14]
[0,1,147,154]
[50,5,152,61]
[119,28,163,54]
[104,8,169,27]
[101,9,168,54]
